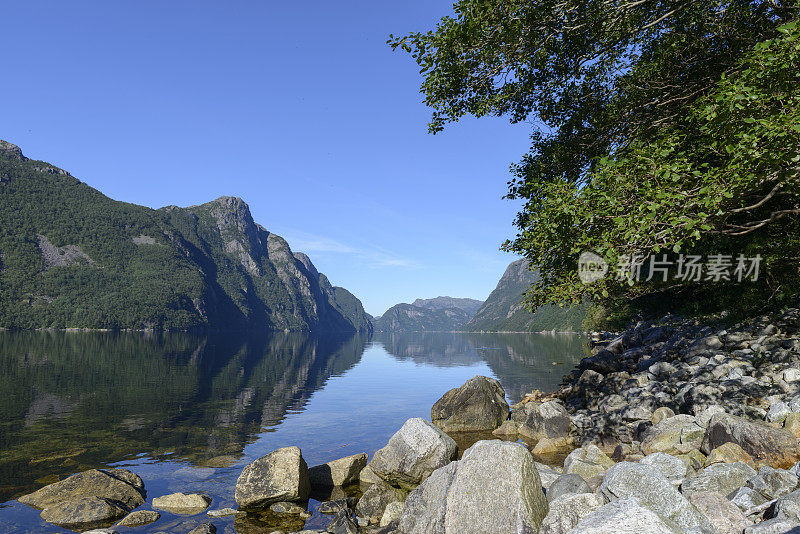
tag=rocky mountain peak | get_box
[0,140,25,161]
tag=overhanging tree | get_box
[392,0,800,319]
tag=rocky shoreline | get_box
[15,307,800,533]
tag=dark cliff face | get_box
[0,140,372,333]
[465,259,587,332]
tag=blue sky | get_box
[2,1,530,316]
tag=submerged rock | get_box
[152,492,211,514]
[40,497,129,529]
[18,468,145,511]
[431,376,509,433]
[116,509,160,527]
[355,480,406,525]
[368,418,457,490]
[235,446,311,509]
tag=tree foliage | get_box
[392,0,799,317]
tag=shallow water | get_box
[0,330,588,532]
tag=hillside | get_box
[372,303,471,333]
[411,296,483,316]
[0,140,371,333]
[464,259,587,332]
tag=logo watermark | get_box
[578,252,762,284]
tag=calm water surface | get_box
[0,330,588,533]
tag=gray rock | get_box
[540,492,604,534]
[318,499,356,515]
[512,400,572,441]
[206,507,244,517]
[327,508,359,534]
[599,462,710,531]
[743,517,800,533]
[687,491,750,534]
[358,465,382,485]
[368,418,457,489]
[396,462,457,534]
[790,396,800,413]
[18,469,145,512]
[547,474,592,503]
[775,489,800,521]
[641,414,704,455]
[116,510,161,527]
[681,461,756,498]
[270,501,308,515]
[355,480,406,525]
[695,405,726,428]
[309,453,368,487]
[40,497,130,529]
[235,446,311,509]
[727,486,769,512]
[701,413,800,468]
[536,463,564,489]
[187,524,216,534]
[747,466,799,500]
[152,493,211,514]
[640,452,690,484]
[431,376,509,433]
[380,501,403,527]
[397,440,548,534]
[563,444,615,480]
[767,401,792,424]
[568,497,681,533]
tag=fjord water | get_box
[0,331,588,532]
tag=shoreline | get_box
[10,306,800,533]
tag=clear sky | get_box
[2,1,530,316]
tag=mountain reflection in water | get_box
[0,330,588,532]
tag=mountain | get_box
[464,259,587,332]
[411,296,483,316]
[372,303,471,333]
[0,140,371,333]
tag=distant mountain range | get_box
[0,140,371,333]
[464,259,587,332]
[374,260,587,333]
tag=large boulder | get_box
[368,418,457,490]
[397,440,548,534]
[704,442,755,468]
[687,491,750,534]
[599,462,711,531]
[512,400,572,442]
[701,413,800,468]
[235,446,310,509]
[18,469,145,511]
[39,497,130,529]
[309,453,368,487]
[568,497,681,534]
[641,415,705,455]
[431,376,509,433]
[540,492,604,534]
[18,468,145,529]
[680,461,756,498]
[563,444,615,480]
